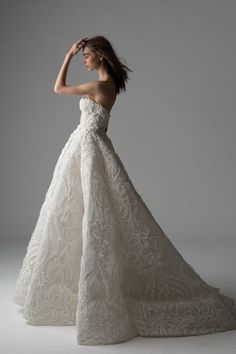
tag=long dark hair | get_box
[83,35,133,94]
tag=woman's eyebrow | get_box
[83,52,89,56]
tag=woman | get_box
[13,35,236,346]
[54,35,131,118]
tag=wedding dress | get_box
[13,96,236,345]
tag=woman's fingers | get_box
[77,37,88,44]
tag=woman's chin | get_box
[86,66,94,71]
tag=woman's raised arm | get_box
[53,38,97,96]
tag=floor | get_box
[2,238,236,354]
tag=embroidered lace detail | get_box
[79,96,110,135]
[13,97,236,345]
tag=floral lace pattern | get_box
[13,97,236,345]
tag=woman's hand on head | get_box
[67,37,89,57]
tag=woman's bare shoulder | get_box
[89,79,117,112]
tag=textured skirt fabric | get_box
[13,97,236,345]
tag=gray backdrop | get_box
[1,0,236,249]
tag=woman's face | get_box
[82,46,100,71]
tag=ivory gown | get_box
[13,96,236,345]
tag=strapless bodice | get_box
[79,96,110,134]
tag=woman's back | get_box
[84,79,117,114]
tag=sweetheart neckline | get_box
[82,96,110,115]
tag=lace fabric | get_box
[13,96,236,345]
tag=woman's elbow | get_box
[54,86,61,94]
